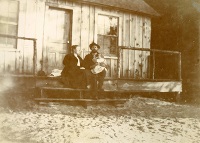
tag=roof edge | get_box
[70,0,160,17]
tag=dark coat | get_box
[83,52,99,69]
[61,53,83,77]
[83,52,106,90]
[61,53,86,88]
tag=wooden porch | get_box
[36,47,182,102]
[0,35,182,101]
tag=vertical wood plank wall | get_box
[1,0,151,77]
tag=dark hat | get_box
[89,42,100,50]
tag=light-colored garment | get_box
[74,53,80,66]
[91,58,107,74]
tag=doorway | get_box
[44,6,72,74]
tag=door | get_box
[44,7,71,74]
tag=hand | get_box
[99,63,106,67]
[90,63,98,69]
[92,58,97,63]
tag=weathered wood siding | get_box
[0,0,151,77]
[2,0,46,74]
[45,0,151,78]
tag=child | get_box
[91,53,107,74]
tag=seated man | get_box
[83,42,107,90]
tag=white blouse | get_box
[74,53,80,66]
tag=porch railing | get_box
[0,34,37,76]
[118,46,181,80]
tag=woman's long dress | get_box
[61,53,86,88]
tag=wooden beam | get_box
[119,46,181,54]
[0,34,37,41]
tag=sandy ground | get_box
[0,97,200,143]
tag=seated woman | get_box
[61,45,86,89]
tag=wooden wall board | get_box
[134,16,141,79]
[129,14,136,78]
[80,4,90,57]
[88,5,95,51]
[71,2,81,46]
[122,13,130,77]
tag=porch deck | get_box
[0,74,182,103]
[36,76,182,92]
[36,76,182,102]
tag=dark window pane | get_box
[0,37,7,45]
[7,38,16,48]
[8,25,17,36]
[97,35,104,53]
[0,37,16,48]
[103,36,111,54]
[98,15,118,36]
[97,35,118,55]
[8,12,18,23]
[0,13,8,21]
[110,37,117,54]
[0,23,8,34]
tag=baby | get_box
[91,53,107,74]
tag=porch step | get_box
[37,87,123,100]
[38,87,122,99]
[34,98,128,107]
[39,86,157,92]
[40,87,90,91]
[35,98,128,102]
[39,87,91,99]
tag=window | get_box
[97,14,118,56]
[0,0,19,49]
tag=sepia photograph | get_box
[0,0,200,142]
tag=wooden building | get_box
[0,0,182,97]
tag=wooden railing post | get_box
[117,47,121,78]
[178,52,182,80]
[152,51,155,79]
[33,39,37,76]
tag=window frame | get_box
[0,0,20,49]
[94,8,122,57]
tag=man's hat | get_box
[89,42,100,50]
